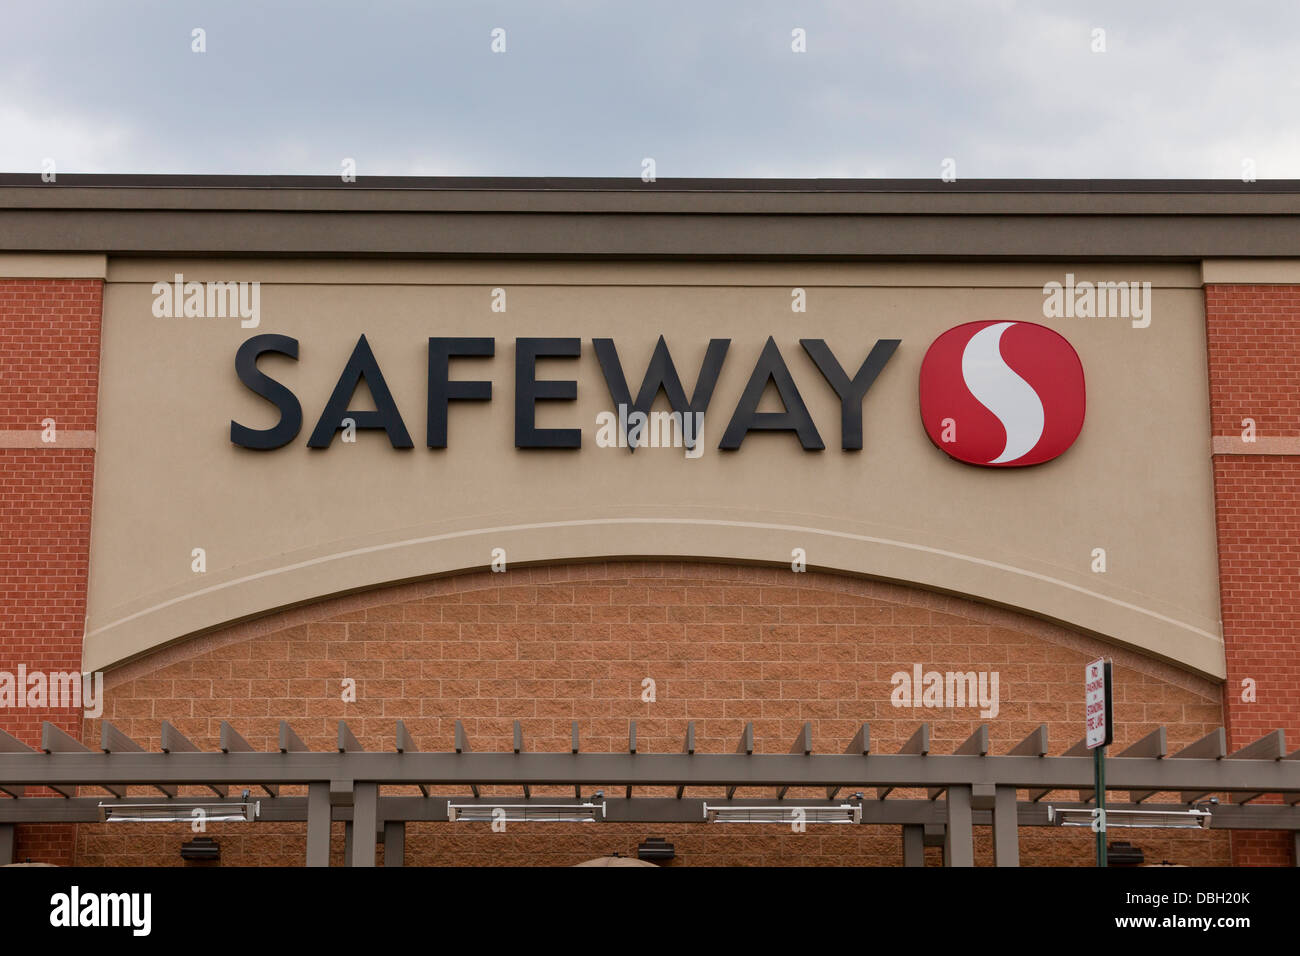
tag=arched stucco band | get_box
[84,516,1223,676]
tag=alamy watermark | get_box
[1042,273,1150,328]
[890,664,999,719]
[0,667,104,718]
[50,886,151,936]
[595,404,705,458]
[152,273,260,328]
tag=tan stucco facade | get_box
[84,260,1223,676]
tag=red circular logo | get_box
[918,321,1085,467]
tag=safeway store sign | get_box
[230,321,1087,467]
[85,264,1224,679]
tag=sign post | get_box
[1085,658,1113,867]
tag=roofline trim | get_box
[5,176,1300,259]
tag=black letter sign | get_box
[515,338,581,448]
[801,338,900,449]
[307,334,414,449]
[720,337,824,450]
[593,336,730,450]
[231,334,302,450]
[428,337,494,448]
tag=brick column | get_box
[0,268,103,864]
[1205,278,1300,866]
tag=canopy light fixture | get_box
[637,837,675,862]
[1107,841,1146,866]
[98,800,259,823]
[703,803,863,824]
[180,837,221,862]
[447,801,605,823]
[1046,806,1211,830]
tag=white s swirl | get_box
[960,322,1044,464]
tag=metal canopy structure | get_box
[2,719,1299,867]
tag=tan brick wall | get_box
[78,561,1229,866]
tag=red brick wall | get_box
[79,562,1228,867]
[0,278,102,864]
[1206,283,1300,866]
[1205,285,1300,436]
[0,279,101,431]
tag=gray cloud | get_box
[1,0,1296,177]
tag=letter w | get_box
[593,336,729,450]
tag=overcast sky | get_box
[1,0,1296,179]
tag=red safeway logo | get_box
[918,321,1085,467]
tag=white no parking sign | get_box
[1085,658,1113,749]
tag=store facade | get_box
[1,177,1297,865]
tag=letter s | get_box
[231,334,303,449]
